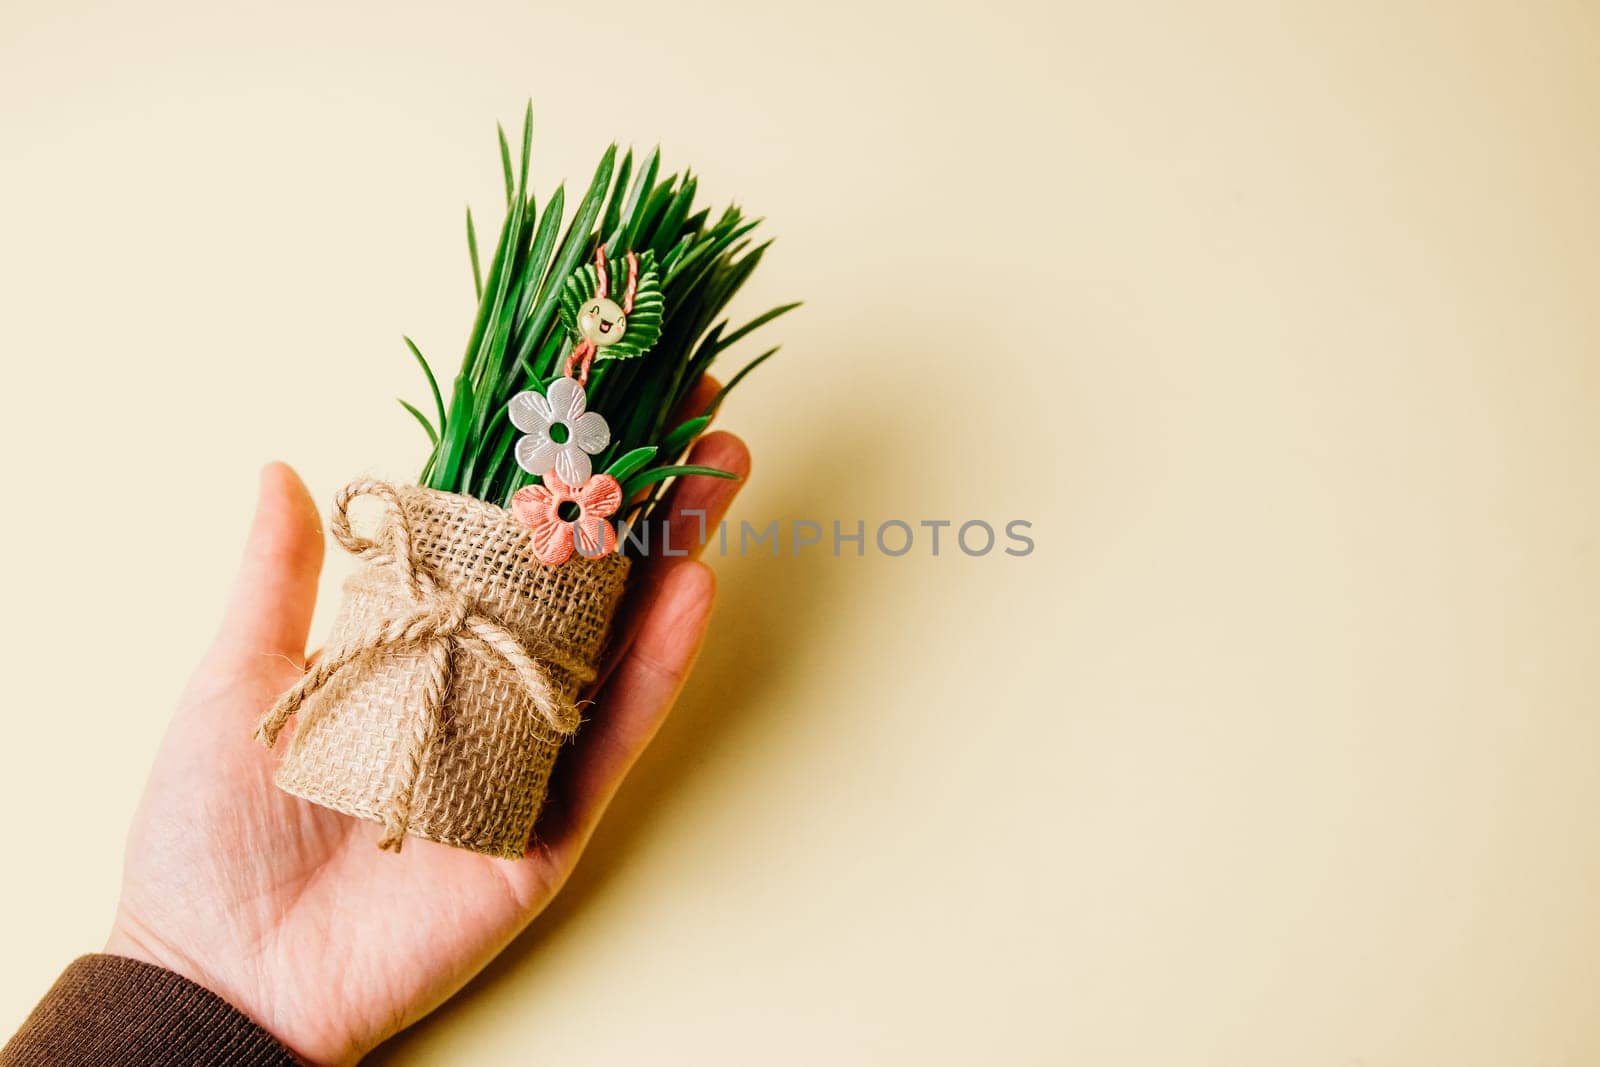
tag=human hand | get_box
[104,422,749,1065]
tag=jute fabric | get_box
[254,480,630,857]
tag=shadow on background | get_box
[365,399,938,1062]
[364,422,915,1062]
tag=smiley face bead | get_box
[577,296,627,347]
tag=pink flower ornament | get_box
[510,469,623,565]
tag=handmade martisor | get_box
[252,106,795,856]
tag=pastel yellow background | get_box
[2,1,1597,1063]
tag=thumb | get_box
[212,462,325,668]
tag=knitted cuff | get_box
[1,954,299,1066]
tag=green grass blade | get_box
[398,398,439,445]
[464,110,533,407]
[705,346,780,415]
[603,446,658,482]
[497,124,514,205]
[660,415,710,455]
[630,178,677,254]
[648,175,697,257]
[616,146,660,252]
[403,335,447,430]
[429,372,475,490]
[465,207,483,299]
[717,301,801,352]
[511,184,565,347]
[621,464,739,498]
[473,423,518,500]
[516,144,616,363]
[519,101,534,176]
[601,148,633,243]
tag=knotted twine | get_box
[253,479,630,856]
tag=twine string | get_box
[253,478,592,852]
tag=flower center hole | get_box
[549,422,570,444]
[557,500,582,522]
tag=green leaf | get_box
[630,177,677,254]
[512,184,564,342]
[517,144,616,364]
[706,346,780,415]
[621,463,739,497]
[600,148,633,243]
[614,146,660,254]
[473,423,518,500]
[403,335,447,431]
[519,101,534,176]
[465,207,483,299]
[663,219,759,291]
[459,107,533,457]
[647,175,697,257]
[430,371,475,490]
[398,398,439,445]
[603,446,658,482]
[660,414,710,455]
[497,124,514,206]
[453,199,514,399]
[718,302,801,352]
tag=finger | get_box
[650,430,751,564]
[212,462,325,668]
[671,373,720,428]
[535,559,716,867]
[624,375,724,507]
[594,432,748,692]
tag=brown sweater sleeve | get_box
[1,955,300,1066]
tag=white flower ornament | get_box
[508,377,611,486]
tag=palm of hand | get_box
[107,446,744,1066]
[113,651,548,1066]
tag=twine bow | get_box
[254,479,592,852]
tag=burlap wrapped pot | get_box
[253,479,631,858]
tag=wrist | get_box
[104,915,317,1064]
[104,908,363,1066]
[104,907,231,1002]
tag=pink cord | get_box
[563,339,595,384]
[621,252,639,313]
